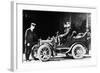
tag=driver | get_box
[59,22,71,38]
[59,22,72,45]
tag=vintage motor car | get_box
[31,30,91,62]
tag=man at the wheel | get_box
[60,22,71,36]
[59,22,72,44]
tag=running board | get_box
[56,47,70,50]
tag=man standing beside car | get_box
[25,23,38,61]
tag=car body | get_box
[31,30,91,62]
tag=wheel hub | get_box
[43,51,47,55]
[40,48,50,60]
[76,49,83,55]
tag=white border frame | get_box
[11,1,97,71]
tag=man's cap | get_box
[31,23,36,26]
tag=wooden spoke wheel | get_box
[72,44,86,59]
[38,44,51,62]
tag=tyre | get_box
[37,44,51,62]
[72,44,86,59]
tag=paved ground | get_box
[23,54,91,63]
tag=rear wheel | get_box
[31,48,38,60]
[72,44,86,59]
[37,44,51,62]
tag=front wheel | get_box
[72,44,86,59]
[37,44,51,62]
